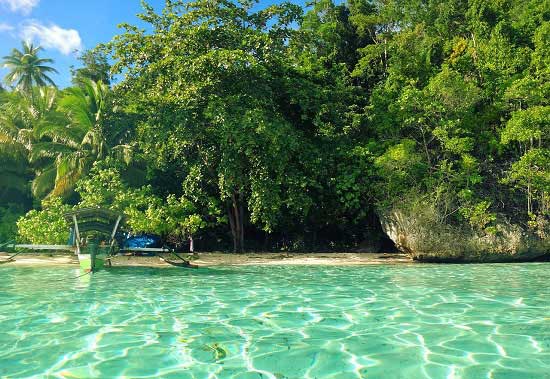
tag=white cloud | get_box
[21,21,82,55]
[0,0,39,14]
[0,22,14,32]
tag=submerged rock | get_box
[379,206,550,263]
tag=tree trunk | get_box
[239,194,244,250]
[421,128,432,168]
[227,203,237,252]
[228,192,245,253]
[384,38,388,73]
[527,181,532,215]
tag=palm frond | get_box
[36,65,58,73]
[58,87,94,130]
[29,141,73,162]
[32,165,57,199]
[35,120,84,147]
[50,154,91,198]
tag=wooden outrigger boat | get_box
[0,208,197,272]
[66,208,122,272]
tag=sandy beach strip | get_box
[0,252,412,268]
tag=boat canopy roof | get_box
[64,208,125,234]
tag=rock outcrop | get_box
[379,205,550,262]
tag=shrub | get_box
[17,198,71,244]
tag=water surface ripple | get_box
[0,263,549,378]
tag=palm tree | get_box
[0,87,63,201]
[31,79,131,198]
[0,86,60,149]
[2,42,58,98]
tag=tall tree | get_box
[501,22,550,219]
[109,0,310,252]
[71,49,112,86]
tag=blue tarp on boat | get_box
[123,234,162,250]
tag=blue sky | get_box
[0,0,309,88]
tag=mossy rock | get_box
[379,205,550,263]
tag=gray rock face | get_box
[379,206,550,262]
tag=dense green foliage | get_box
[71,50,112,86]
[76,161,204,239]
[0,205,23,242]
[1,0,548,250]
[17,197,70,244]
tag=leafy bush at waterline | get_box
[16,198,71,245]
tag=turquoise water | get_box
[0,264,549,379]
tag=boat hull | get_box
[78,253,106,272]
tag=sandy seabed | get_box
[0,251,412,268]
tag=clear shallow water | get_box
[0,264,549,379]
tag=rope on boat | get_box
[155,248,198,268]
[72,271,93,279]
[49,270,92,282]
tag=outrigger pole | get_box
[118,247,198,268]
[72,215,81,255]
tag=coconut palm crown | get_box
[2,42,58,94]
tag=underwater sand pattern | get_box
[0,264,549,378]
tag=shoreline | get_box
[0,252,412,268]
